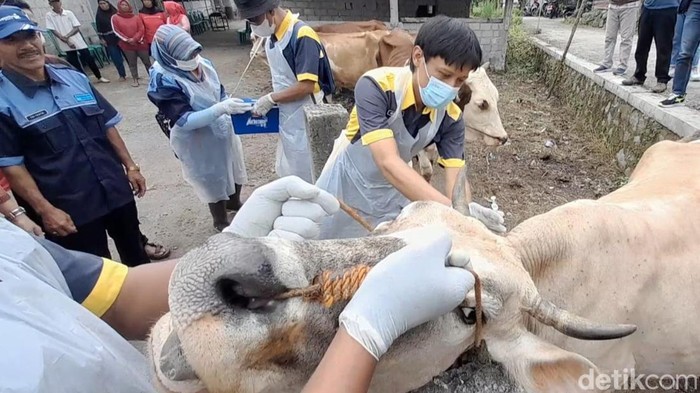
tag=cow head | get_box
[149,170,636,393]
[456,63,508,146]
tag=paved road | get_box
[522,16,700,110]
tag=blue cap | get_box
[0,6,45,39]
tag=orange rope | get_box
[275,264,371,308]
[338,200,374,232]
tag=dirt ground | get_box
[96,29,625,260]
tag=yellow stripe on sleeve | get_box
[437,157,466,168]
[297,25,321,43]
[361,129,394,145]
[297,73,319,82]
[81,258,128,317]
[446,102,462,121]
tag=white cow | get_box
[147,139,700,393]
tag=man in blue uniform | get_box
[0,6,156,266]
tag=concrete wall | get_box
[524,37,698,174]
[28,0,101,53]
[277,0,470,22]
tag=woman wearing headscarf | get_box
[147,25,251,231]
[163,1,190,33]
[95,0,127,81]
[111,0,151,87]
[139,0,166,53]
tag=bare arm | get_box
[106,127,146,197]
[302,327,377,393]
[0,186,44,235]
[101,259,178,340]
[368,139,451,205]
[271,80,316,104]
[64,27,80,38]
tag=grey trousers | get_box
[602,6,639,69]
[123,50,151,79]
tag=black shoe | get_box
[622,76,644,86]
[612,67,626,76]
[593,65,610,73]
[659,94,685,108]
[208,201,229,231]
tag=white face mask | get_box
[176,55,201,71]
[251,15,276,38]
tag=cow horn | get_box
[524,295,637,340]
[451,166,471,216]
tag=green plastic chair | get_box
[44,30,68,59]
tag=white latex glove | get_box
[339,229,475,360]
[469,201,506,233]
[215,97,253,115]
[223,176,340,241]
[253,93,276,116]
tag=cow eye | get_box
[461,307,487,326]
[478,100,489,110]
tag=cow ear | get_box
[487,331,602,393]
[455,83,472,110]
[481,61,491,70]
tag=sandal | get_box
[144,241,171,260]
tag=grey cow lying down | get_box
[148,139,700,393]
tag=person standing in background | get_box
[139,0,166,55]
[45,0,110,83]
[95,0,127,81]
[111,0,152,87]
[621,0,678,93]
[593,0,639,76]
[164,1,190,33]
[668,0,700,81]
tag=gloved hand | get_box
[469,201,506,233]
[253,93,276,116]
[339,229,475,360]
[223,176,340,241]
[214,97,253,115]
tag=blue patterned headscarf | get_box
[151,24,202,81]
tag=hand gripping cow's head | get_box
[148,168,636,393]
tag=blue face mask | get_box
[419,59,459,109]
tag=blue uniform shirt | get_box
[0,64,134,226]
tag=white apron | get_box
[266,17,323,184]
[0,219,156,392]
[162,60,248,203]
[316,68,446,239]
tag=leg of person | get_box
[208,200,229,232]
[64,50,85,74]
[625,6,653,85]
[137,50,152,75]
[45,216,111,259]
[651,7,677,91]
[226,184,244,211]
[103,201,151,267]
[123,50,140,86]
[691,39,700,80]
[617,6,638,74]
[107,44,127,79]
[671,13,687,73]
[597,6,620,71]
[78,48,108,82]
[665,3,700,104]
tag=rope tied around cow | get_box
[274,264,485,348]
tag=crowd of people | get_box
[595,0,699,107]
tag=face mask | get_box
[251,15,276,38]
[418,59,459,109]
[176,55,200,71]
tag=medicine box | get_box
[231,98,280,135]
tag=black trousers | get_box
[46,201,150,267]
[65,48,103,79]
[633,6,677,84]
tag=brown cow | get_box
[318,30,391,90]
[312,19,388,34]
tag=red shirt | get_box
[139,12,166,44]
[111,13,149,51]
[0,173,9,192]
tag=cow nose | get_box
[498,136,509,145]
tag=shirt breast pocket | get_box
[27,116,75,155]
[79,105,107,137]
